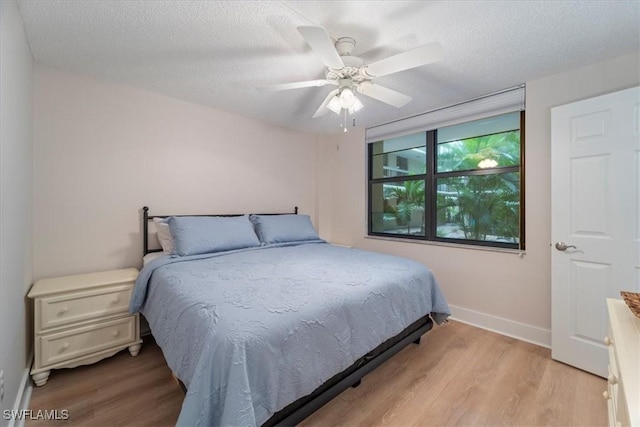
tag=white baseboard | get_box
[7,353,33,427]
[448,304,551,349]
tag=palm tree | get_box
[384,179,425,234]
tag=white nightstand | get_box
[28,268,142,386]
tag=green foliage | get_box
[437,131,520,173]
[438,173,520,242]
[384,179,425,234]
[436,131,521,243]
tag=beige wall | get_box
[317,52,640,345]
[0,0,34,421]
[30,51,640,344]
[33,65,317,280]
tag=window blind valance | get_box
[365,85,525,143]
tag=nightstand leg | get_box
[128,343,141,356]
[32,371,50,386]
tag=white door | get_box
[551,86,640,377]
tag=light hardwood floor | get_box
[27,321,607,426]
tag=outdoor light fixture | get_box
[478,158,498,168]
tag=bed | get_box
[130,206,450,426]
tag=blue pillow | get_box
[250,214,319,244]
[168,215,261,256]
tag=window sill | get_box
[364,235,526,257]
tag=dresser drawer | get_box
[606,299,640,427]
[39,316,136,367]
[38,285,133,330]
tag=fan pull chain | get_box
[343,109,348,132]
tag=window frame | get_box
[367,111,525,250]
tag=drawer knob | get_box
[59,342,70,353]
[112,330,120,337]
[604,336,612,346]
[57,307,69,317]
[608,374,618,385]
[602,390,610,400]
[111,296,121,304]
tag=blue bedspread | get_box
[130,242,449,426]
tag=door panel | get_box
[570,260,609,343]
[570,110,610,144]
[570,155,611,236]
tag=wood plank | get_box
[26,321,607,426]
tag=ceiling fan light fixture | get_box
[326,87,364,115]
[326,96,343,114]
[339,87,357,109]
[348,96,364,114]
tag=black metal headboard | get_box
[142,206,299,256]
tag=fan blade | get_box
[298,26,344,69]
[313,89,339,118]
[357,82,412,108]
[258,80,331,92]
[364,42,443,77]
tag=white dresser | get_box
[28,268,142,386]
[605,298,640,427]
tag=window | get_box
[368,111,524,249]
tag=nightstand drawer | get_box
[39,316,137,367]
[39,285,133,330]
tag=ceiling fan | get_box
[260,26,444,119]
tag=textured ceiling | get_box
[16,0,640,134]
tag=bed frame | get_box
[140,206,433,426]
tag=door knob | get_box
[555,241,577,251]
